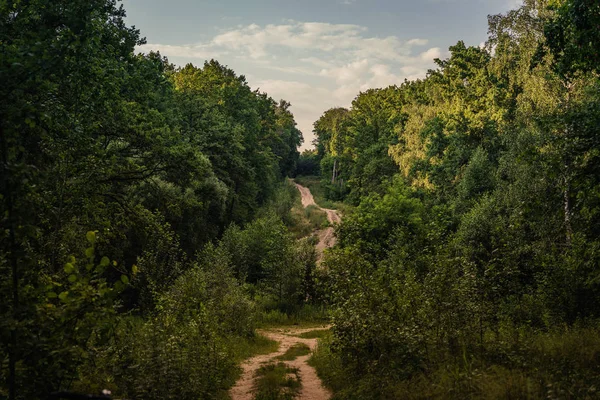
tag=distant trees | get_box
[295,149,320,176]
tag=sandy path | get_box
[229,326,332,400]
[229,183,339,400]
[294,183,341,259]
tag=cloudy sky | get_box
[122,0,522,149]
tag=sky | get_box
[122,0,522,150]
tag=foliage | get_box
[108,257,255,399]
[253,362,302,400]
[0,0,305,397]
[296,329,330,339]
[4,0,600,398]
[275,343,311,361]
[311,0,600,398]
[312,326,600,399]
[544,0,600,76]
[296,149,321,176]
[1,233,129,399]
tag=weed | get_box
[296,329,330,339]
[257,306,330,328]
[276,343,311,361]
[309,327,600,399]
[254,362,301,400]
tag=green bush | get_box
[78,254,257,399]
[254,362,302,400]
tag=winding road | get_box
[229,326,332,400]
[294,183,341,261]
[229,183,339,400]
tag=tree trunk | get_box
[564,172,573,246]
[331,159,337,184]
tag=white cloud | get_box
[320,59,370,84]
[406,38,429,46]
[138,22,446,149]
[419,47,442,61]
[300,57,334,68]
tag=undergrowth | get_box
[257,306,330,328]
[254,362,302,400]
[296,329,330,339]
[230,334,279,364]
[276,343,311,361]
[310,327,600,399]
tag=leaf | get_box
[121,275,130,284]
[86,231,96,244]
[68,274,77,283]
[58,291,69,302]
[47,292,57,299]
[25,118,36,128]
[64,263,75,274]
[85,247,94,258]
[114,281,124,292]
[100,256,110,267]
[132,264,138,275]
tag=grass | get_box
[257,306,330,328]
[307,331,347,395]
[229,333,279,363]
[305,205,329,228]
[309,327,600,399]
[296,329,330,339]
[254,362,302,400]
[223,333,279,396]
[276,343,311,361]
[288,199,329,239]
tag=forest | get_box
[1,0,600,399]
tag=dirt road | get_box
[229,183,339,400]
[229,326,332,400]
[294,183,341,258]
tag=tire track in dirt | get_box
[229,326,331,400]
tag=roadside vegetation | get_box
[287,180,330,239]
[0,2,322,398]
[296,329,330,340]
[305,0,600,398]
[253,363,302,400]
[276,343,311,361]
